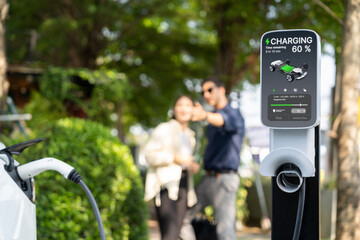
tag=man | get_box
[180,76,245,240]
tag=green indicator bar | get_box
[281,64,295,73]
[271,104,293,106]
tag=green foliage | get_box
[23,92,68,129]
[7,0,345,130]
[6,0,345,129]
[7,0,129,67]
[322,175,337,190]
[108,0,215,126]
[24,67,131,130]
[6,0,214,128]
[237,177,252,222]
[3,118,148,240]
[39,67,130,102]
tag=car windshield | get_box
[281,64,295,73]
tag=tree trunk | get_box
[210,1,261,93]
[116,103,125,143]
[212,1,239,92]
[336,0,360,239]
[0,0,9,110]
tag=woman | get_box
[144,95,199,240]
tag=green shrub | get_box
[237,177,252,223]
[23,92,68,129]
[24,67,131,129]
[4,118,148,240]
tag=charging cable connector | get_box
[16,158,106,240]
[17,158,74,180]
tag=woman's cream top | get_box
[144,119,197,207]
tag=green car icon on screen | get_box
[269,59,308,82]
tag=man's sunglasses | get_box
[201,87,214,96]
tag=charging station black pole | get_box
[259,29,321,240]
[271,125,320,240]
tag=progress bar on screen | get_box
[271,103,309,107]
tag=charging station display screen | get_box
[268,94,311,121]
[260,30,320,128]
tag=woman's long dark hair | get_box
[171,95,193,119]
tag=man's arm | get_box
[192,102,224,127]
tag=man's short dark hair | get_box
[201,76,224,88]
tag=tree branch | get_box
[313,0,343,25]
[229,49,259,90]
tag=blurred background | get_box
[0,0,358,239]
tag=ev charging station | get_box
[259,29,320,240]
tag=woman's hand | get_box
[188,162,200,174]
[174,154,194,167]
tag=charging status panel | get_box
[260,29,320,128]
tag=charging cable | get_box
[17,158,106,240]
[276,164,306,240]
[275,164,306,240]
[292,180,306,240]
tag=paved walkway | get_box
[148,219,271,240]
[236,226,271,240]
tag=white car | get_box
[270,60,308,82]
